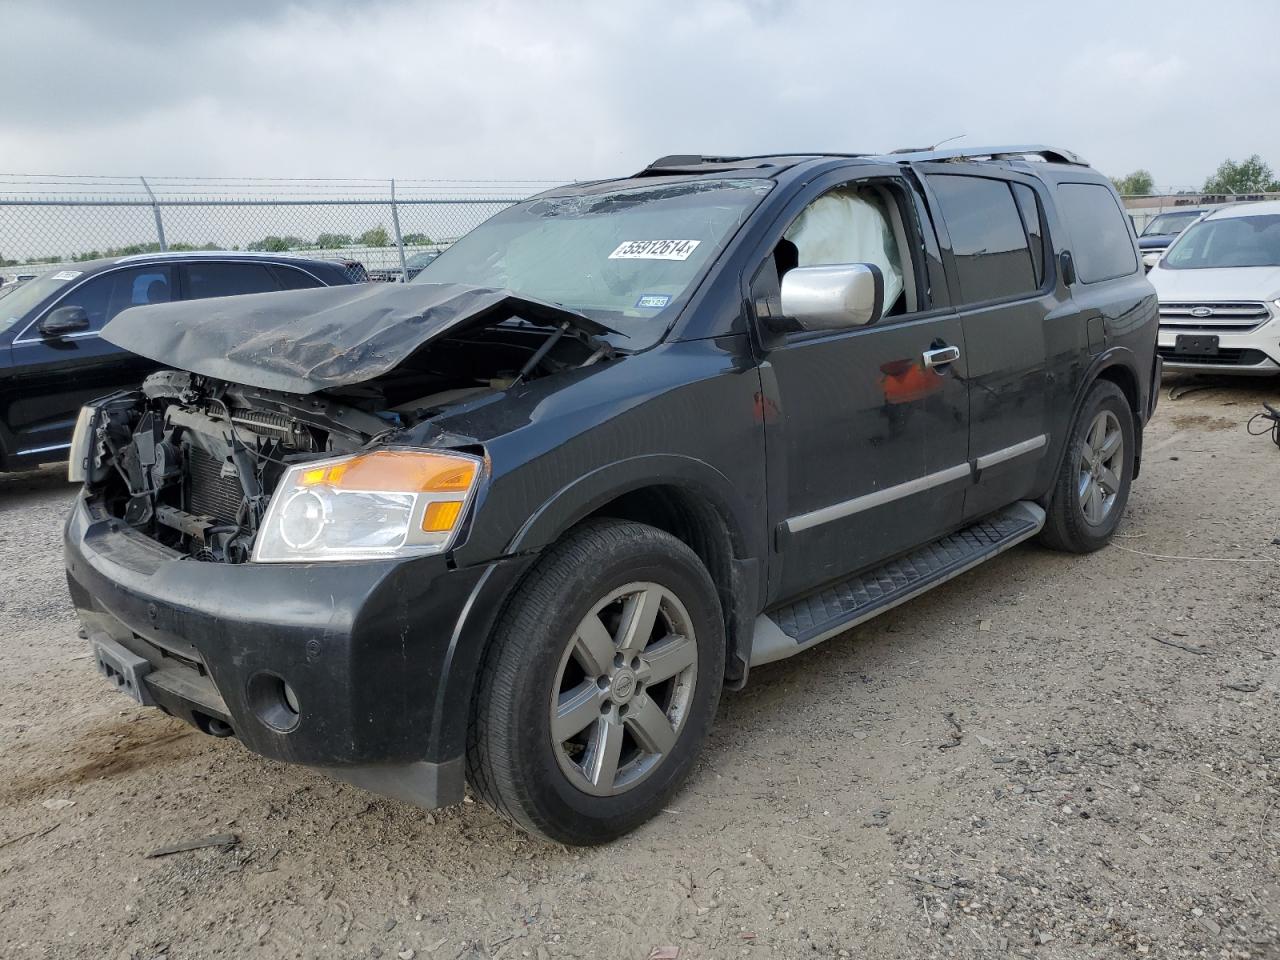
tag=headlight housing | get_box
[252,449,482,563]
[67,404,97,484]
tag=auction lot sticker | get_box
[609,239,701,261]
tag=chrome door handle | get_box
[923,345,961,369]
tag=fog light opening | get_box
[247,672,301,732]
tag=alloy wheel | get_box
[549,582,698,797]
[1077,409,1124,525]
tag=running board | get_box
[749,501,1045,667]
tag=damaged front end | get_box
[63,280,618,804]
[77,282,616,564]
[75,372,393,563]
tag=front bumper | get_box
[1157,322,1280,375]
[64,495,531,807]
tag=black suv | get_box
[0,252,358,471]
[64,147,1158,844]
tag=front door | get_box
[754,172,970,601]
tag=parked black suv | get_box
[0,252,359,471]
[64,147,1158,844]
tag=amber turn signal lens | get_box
[421,499,464,533]
[299,451,477,493]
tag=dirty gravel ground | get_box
[2,376,1278,960]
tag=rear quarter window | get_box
[270,265,325,290]
[1056,183,1138,283]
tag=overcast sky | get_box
[2,0,1277,189]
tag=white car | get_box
[1148,200,1280,375]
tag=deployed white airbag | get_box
[784,188,905,309]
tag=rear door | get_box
[5,264,173,459]
[916,167,1058,519]
[752,166,970,601]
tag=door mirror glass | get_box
[37,305,91,338]
[778,263,884,331]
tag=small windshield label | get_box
[635,294,671,309]
[50,270,83,281]
[609,240,701,261]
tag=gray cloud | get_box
[1,0,1277,187]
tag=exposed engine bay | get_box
[81,320,611,563]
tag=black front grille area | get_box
[186,446,244,524]
[1158,346,1270,366]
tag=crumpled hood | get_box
[1148,265,1280,303]
[102,281,614,395]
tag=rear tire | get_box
[1039,379,1135,553]
[466,519,725,845]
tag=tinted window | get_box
[928,175,1036,303]
[185,262,281,300]
[270,265,325,290]
[1056,183,1138,282]
[46,265,173,332]
[1011,183,1046,287]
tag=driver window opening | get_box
[774,182,917,317]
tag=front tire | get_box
[466,519,725,845]
[1039,379,1135,553]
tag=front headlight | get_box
[252,449,482,563]
[67,405,97,484]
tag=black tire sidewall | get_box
[481,523,724,843]
[1055,382,1135,550]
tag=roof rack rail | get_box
[885,145,1087,166]
[639,152,869,175]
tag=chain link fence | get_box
[0,176,563,283]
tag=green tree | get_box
[401,232,433,245]
[1111,170,1155,195]
[359,225,391,247]
[316,232,354,249]
[1202,155,1280,194]
[248,235,306,252]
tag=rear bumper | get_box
[64,495,531,807]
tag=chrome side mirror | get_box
[778,263,883,331]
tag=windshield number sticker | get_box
[609,240,701,261]
[50,270,83,281]
[635,294,671,309]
